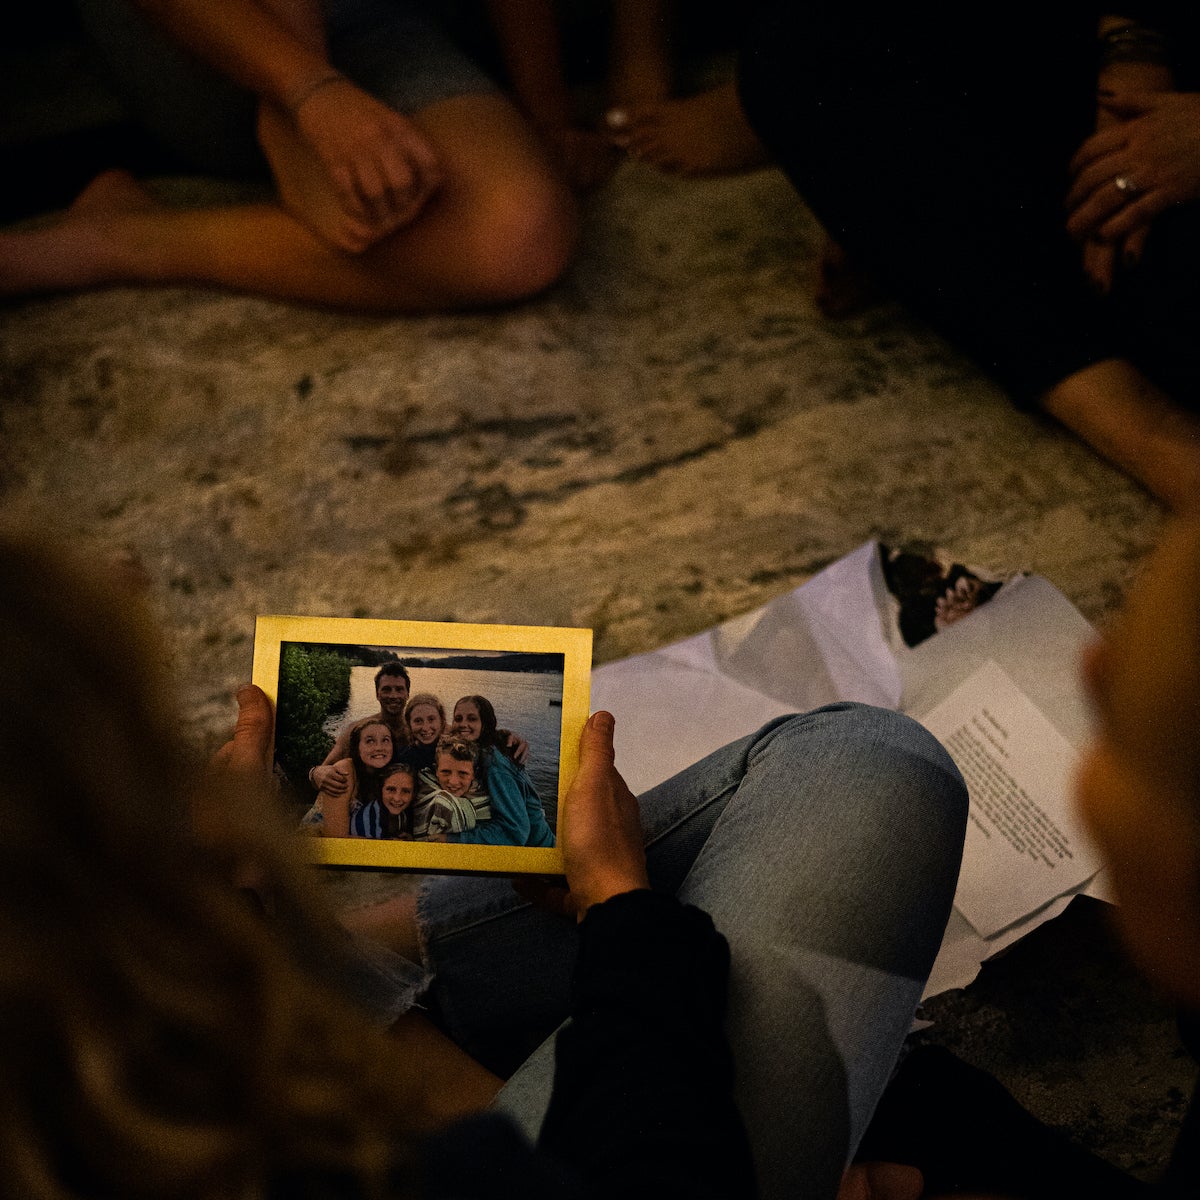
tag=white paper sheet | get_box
[918,660,1101,938]
[592,541,1104,998]
[594,541,899,794]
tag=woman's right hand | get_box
[558,711,650,921]
[258,76,443,253]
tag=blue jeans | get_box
[415,703,968,1200]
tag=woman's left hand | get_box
[195,685,274,849]
[1066,92,1200,248]
[210,684,275,781]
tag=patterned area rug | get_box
[0,162,1163,746]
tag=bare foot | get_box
[68,168,157,216]
[0,169,161,296]
[607,82,769,177]
[1043,359,1200,511]
[815,236,884,318]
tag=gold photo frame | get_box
[254,615,592,875]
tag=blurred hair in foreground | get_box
[0,527,424,1198]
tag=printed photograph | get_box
[254,616,592,873]
[879,544,1010,649]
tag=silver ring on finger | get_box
[1113,174,1141,195]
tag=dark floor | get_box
[919,897,1194,1183]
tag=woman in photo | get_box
[452,694,555,847]
[312,718,393,837]
[401,692,448,773]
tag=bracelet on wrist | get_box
[284,69,347,115]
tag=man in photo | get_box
[308,662,411,792]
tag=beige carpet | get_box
[0,162,1164,748]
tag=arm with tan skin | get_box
[131,0,442,251]
[316,759,356,837]
[308,723,355,796]
[1048,16,1200,513]
[483,0,618,190]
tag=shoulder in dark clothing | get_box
[423,891,756,1200]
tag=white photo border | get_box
[253,614,592,875]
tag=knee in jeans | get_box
[768,703,968,838]
[860,706,968,842]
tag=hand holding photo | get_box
[253,616,592,874]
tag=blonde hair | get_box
[0,529,424,1198]
[403,693,446,738]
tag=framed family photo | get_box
[253,615,593,875]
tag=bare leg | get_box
[609,0,675,109]
[341,892,423,961]
[0,94,577,311]
[389,1011,503,1120]
[1042,359,1200,511]
[340,892,502,1113]
[612,81,769,177]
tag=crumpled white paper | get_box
[592,541,1108,1000]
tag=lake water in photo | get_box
[326,664,565,818]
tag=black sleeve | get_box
[536,889,756,1200]
[418,891,756,1200]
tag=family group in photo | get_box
[301,662,555,848]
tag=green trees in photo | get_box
[275,643,352,792]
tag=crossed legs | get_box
[394,705,967,1200]
[0,92,577,311]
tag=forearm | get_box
[130,0,332,108]
[319,789,351,837]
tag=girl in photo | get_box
[452,694,555,847]
[352,762,418,840]
[312,719,393,838]
[401,692,448,773]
